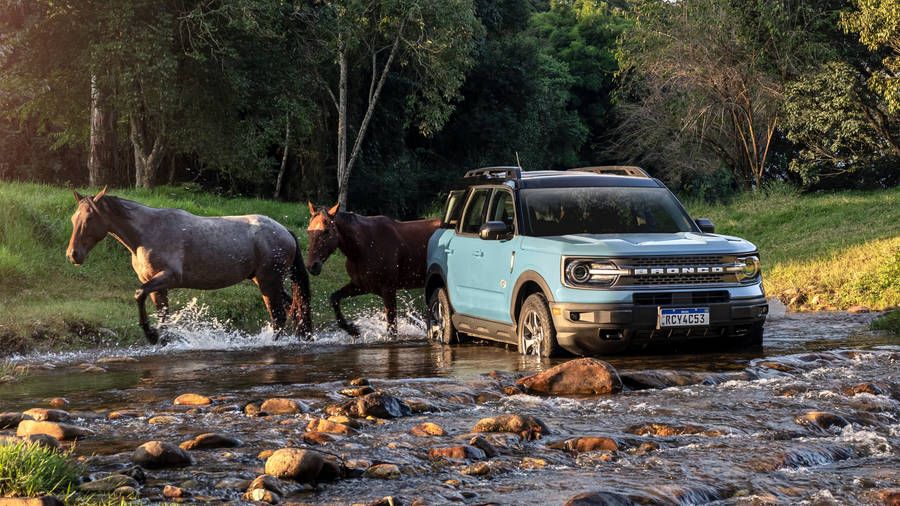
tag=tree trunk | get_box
[274,117,291,199]
[130,115,164,190]
[336,42,349,210]
[88,74,119,187]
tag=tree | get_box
[842,0,900,114]
[613,0,819,190]
[295,0,482,209]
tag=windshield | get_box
[520,187,695,236]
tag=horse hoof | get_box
[344,324,360,337]
[144,327,160,345]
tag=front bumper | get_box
[549,293,768,355]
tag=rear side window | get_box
[460,188,491,235]
[441,191,466,228]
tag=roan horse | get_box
[305,203,440,336]
[66,188,311,343]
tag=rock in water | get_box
[132,441,193,468]
[173,394,211,406]
[264,448,339,483]
[562,490,635,505]
[17,420,91,441]
[472,414,549,440]
[260,398,309,415]
[517,358,622,395]
[328,392,412,419]
[179,433,242,450]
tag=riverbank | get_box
[1,181,898,354]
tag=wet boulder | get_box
[0,497,66,506]
[428,445,486,461]
[627,423,705,436]
[179,433,242,450]
[17,420,91,441]
[173,393,212,406]
[562,490,635,506]
[348,377,370,386]
[794,411,850,431]
[22,409,69,422]
[48,398,69,409]
[78,474,139,493]
[328,392,412,419]
[242,475,285,504]
[340,385,375,397]
[517,358,622,395]
[0,412,30,430]
[410,422,445,437]
[301,432,335,445]
[549,436,619,453]
[260,397,309,415]
[307,417,357,435]
[364,463,401,480]
[473,414,549,440]
[23,434,61,451]
[875,488,900,505]
[132,441,193,468]
[468,435,498,458]
[264,448,340,483]
[842,383,888,397]
[162,485,187,499]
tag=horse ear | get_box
[308,201,316,216]
[327,203,339,216]
[73,189,84,202]
[93,186,107,202]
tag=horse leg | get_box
[135,272,176,345]
[254,277,287,338]
[150,290,169,324]
[331,283,365,337]
[383,290,398,336]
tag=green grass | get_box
[871,309,900,335]
[685,183,900,310]
[0,441,83,498]
[0,181,391,352]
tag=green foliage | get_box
[0,441,83,498]
[842,0,900,114]
[871,309,900,334]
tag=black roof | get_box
[451,166,663,191]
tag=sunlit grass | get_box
[0,441,82,498]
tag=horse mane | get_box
[95,195,136,219]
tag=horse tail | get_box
[288,231,312,336]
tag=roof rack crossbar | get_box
[570,166,650,178]
[464,166,522,180]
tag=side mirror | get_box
[479,221,508,240]
[695,218,715,234]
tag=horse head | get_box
[66,187,109,266]
[305,201,340,276]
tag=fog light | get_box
[570,312,580,321]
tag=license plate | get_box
[658,307,709,328]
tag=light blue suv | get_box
[425,167,768,356]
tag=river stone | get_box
[265,448,331,483]
[0,497,65,506]
[348,377,370,386]
[329,391,412,419]
[517,358,622,395]
[96,355,136,364]
[260,397,309,415]
[22,408,70,422]
[179,433,242,450]
[81,365,106,373]
[17,420,91,441]
[410,422,445,437]
[875,488,899,504]
[628,423,705,436]
[163,485,186,498]
[78,474,139,493]
[132,441,193,468]
[307,417,357,435]
[364,463,401,480]
[173,393,212,406]
[794,411,850,430]
[848,305,870,313]
[108,410,146,420]
[242,488,280,504]
[48,398,69,409]
[468,435,499,458]
[113,486,136,497]
[327,415,362,428]
[843,383,888,396]
[339,385,375,397]
[301,432,335,445]
[460,461,492,476]
[0,412,30,429]
[473,414,549,440]
[562,490,635,505]
[24,434,61,451]
[549,436,619,453]
[248,474,286,496]
[429,445,486,461]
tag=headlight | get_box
[564,259,625,287]
[736,256,760,281]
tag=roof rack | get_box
[570,166,650,178]
[464,166,522,180]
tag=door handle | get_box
[445,248,454,255]
[472,250,484,258]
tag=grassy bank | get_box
[0,182,391,353]
[1,181,898,353]
[686,184,900,312]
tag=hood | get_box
[520,232,758,257]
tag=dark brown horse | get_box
[66,188,311,343]
[305,202,440,336]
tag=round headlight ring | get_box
[567,261,592,284]
[739,256,759,280]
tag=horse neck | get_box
[102,198,150,255]
[333,212,364,261]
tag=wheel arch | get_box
[510,270,554,324]
[425,265,446,305]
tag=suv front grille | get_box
[615,255,738,286]
[633,291,730,305]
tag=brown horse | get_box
[66,188,311,343]
[305,203,440,336]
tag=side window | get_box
[441,190,466,228]
[487,190,516,232]
[460,188,490,235]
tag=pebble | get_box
[173,393,212,406]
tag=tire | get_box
[427,287,457,344]
[517,293,560,357]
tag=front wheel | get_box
[427,287,457,345]
[517,293,560,357]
